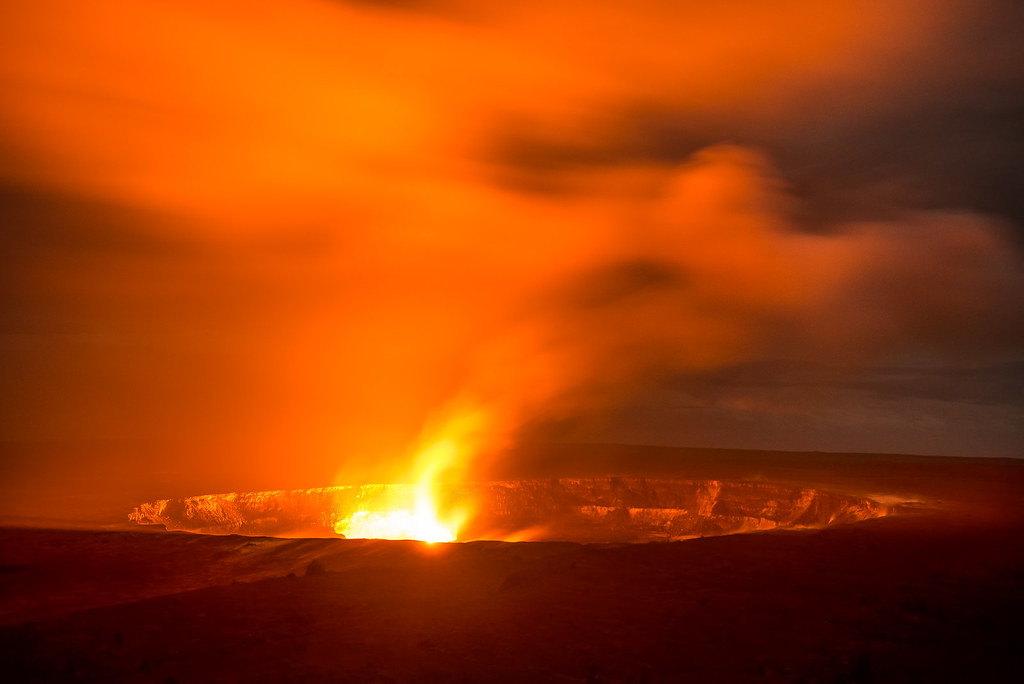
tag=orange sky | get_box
[1,0,1022,522]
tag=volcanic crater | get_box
[129,477,892,542]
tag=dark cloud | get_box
[492,81,1024,233]
[555,261,686,310]
[531,358,1024,459]
[0,185,195,256]
[329,0,476,19]
[483,0,1024,234]
[668,359,1024,408]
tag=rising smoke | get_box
[0,0,1021,517]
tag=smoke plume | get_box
[0,0,1021,520]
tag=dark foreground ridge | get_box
[2,514,1023,682]
[4,448,1023,682]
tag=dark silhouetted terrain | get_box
[2,446,1023,682]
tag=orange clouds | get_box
[0,0,1021,511]
[0,0,977,233]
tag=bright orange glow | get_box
[333,435,470,543]
[333,476,457,543]
[336,506,454,544]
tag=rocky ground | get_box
[2,448,1023,682]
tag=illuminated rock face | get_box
[130,478,888,542]
[129,485,408,538]
[129,487,347,537]
[460,478,888,542]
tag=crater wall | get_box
[130,478,889,542]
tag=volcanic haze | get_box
[1,0,1022,521]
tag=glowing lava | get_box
[333,438,466,543]
[336,507,454,543]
